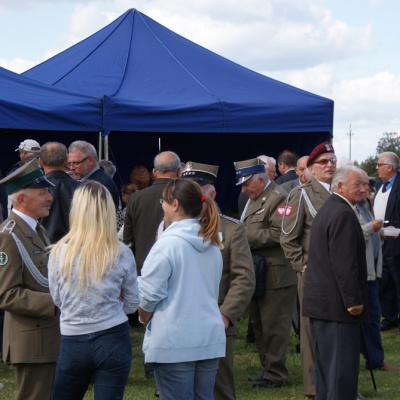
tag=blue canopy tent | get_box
[0,66,102,131]
[20,9,334,210]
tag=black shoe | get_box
[356,392,368,400]
[154,388,160,397]
[380,322,397,331]
[252,379,281,388]
[248,375,264,382]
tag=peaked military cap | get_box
[234,158,266,185]
[181,161,219,186]
[0,158,54,195]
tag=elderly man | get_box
[238,155,277,218]
[234,158,297,389]
[182,161,255,400]
[356,170,399,372]
[280,141,336,399]
[123,151,180,389]
[39,142,81,243]
[280,155,309,193]
[67,140,121,214]
[275,149,299,184]
[303,166,369,400]
[0,159,60,400]
[373,151,400,332]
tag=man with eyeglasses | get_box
[67,141,121,219]
[280,141,336,399]
[373,151,400,332]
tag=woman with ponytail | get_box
[138,178,226,400]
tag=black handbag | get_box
[252,254,266,297]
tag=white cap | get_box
[15,139,41,153]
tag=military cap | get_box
[0,158,54,195]
[181,161,219,186]
[307,141,335,167]
[15,139,41,153]
[234,158,266,185]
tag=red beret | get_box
[307,141,335,167]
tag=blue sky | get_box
[1,0,399,163]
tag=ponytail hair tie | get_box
[201,195,206,203]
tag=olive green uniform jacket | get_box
[0,212,60,364]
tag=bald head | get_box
[153,151,181,178]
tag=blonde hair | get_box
[49,181,120,291]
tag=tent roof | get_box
[23,8,334,134]
[0,66,102,131]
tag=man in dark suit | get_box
[0,159,60,400]
[275,149,299,185]
[67,140,121,216]
[39,142,81,243]
[303,166,369,400]
[373,151,400,331]
[182,161,255,400]
[234,158,297,389]
[123,150,180,389]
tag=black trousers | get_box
[310,319,360,400]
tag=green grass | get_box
[1,313,400,399]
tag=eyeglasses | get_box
[159,198,164,204]
[67,156,89,168]
[311,157,337,166]
[376,163,391,167]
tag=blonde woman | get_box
[48,181,139,400]
[138,179,226,400]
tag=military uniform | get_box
[280,177,330,396]
[215,215,255,400]
[0,158,60,400]
[242,181,297,385]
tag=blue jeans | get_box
[51,321,132,400]
[153,358,220,400]
[362,280,385,369]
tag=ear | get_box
[172,199,180,212]
[209,190,217,201]
[152,168,158,179]
[38,157,44,168]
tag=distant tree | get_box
[358,132,399,178]
[376,132,400,158]
[359,155,379,177]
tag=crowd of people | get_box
[0,138,399,400]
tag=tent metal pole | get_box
[105,135,109,160]
[98,132,103,160]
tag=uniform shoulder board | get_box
[0,220,16,234]
[220,214,240,224]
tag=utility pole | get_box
[347,124,354,159]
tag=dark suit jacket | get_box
[303,194,369,324]
[123,178,172,274]
[275,169,297,185]
[41,170,81,243]
[377,173,400,258]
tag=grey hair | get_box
[251,172,269,182]
[153,151,181,173]
[98,160,116,178]
[379,152,400,170]
[258,155,276,166]
[68,141,98,161]
[331,166,363,192]
[202,184,216,197]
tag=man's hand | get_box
[347,305,363,315]
[221,314,230,330]
[371,219,383,232]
